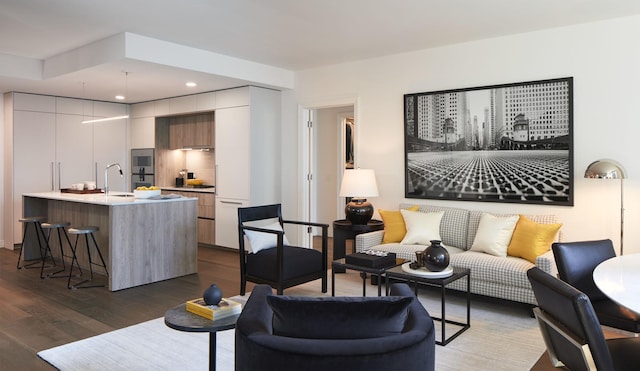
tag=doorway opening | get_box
[301,103,355,247]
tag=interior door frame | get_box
[299,97,358,247]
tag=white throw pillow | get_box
[243,221,290,254]
[470,213,519,257]
[400,209,444,245]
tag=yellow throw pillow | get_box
[379,205,419,244]
[507,215,562,263]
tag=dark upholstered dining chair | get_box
[237,204,328,295]
[527,267,640,371]
[552,240,640,335]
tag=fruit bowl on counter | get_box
[133,186,161,199]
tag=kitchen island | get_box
[22,191,198,291]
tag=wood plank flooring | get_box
[0,239,557,371]
[0,245,250,370]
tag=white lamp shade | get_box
[339,169,379,198]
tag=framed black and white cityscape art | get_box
[404,77,573,206]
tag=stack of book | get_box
[186,297,242,320]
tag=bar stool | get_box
[16,216,55,278]
[40,221,82,279]
[67,226,109,289]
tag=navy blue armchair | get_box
[235,283,435,371]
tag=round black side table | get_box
[164,303,239,371]
[332,219,384,272]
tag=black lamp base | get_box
[345,198,374,225]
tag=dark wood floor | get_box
[0,244,252,370]
[1,239,559,371]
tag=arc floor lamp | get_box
[584,159,626,255]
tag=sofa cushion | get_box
[401,203,469,249]
[400,210,444,245]
[267,295,412,339]
[470,213,519,257]
[450,251,535,289]
[508,215,562,263]
[379,205,420,243]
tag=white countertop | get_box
[593,254,640,315]
[24,191,197,206]
[161,186,215,194]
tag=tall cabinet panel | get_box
[55,113,93,188]
[12,110,56,242]
[214,87,281,249]
[215,106,250,200]
[93,102,128,192]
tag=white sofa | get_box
[355,203,561,305]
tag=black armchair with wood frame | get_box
[527,267,640,371]
[238,204,328,295]
[552,240,640,335]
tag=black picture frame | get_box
[404,77,573,206]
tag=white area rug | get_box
[38,271,545,371]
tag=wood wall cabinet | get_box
[168,113,214,149]
[3,92,128,246]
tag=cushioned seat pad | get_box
[247,246,322,281]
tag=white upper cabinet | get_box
[130,117,155,149]
[94,101,128,118]
[216,87,250,109]
[196,92,216,111]
[154,99,171,117]
[13,93,55,112]
[170,96,197,114]
[130,101,155,118]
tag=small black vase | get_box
[203,284,223,305]
[423,240,450,272]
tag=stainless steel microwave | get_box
[131,148,154,176]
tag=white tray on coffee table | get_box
[401,262,453,278]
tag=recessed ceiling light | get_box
[115,95,125,100]
[186,82,197,87]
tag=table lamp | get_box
[339,169,379,224]
[584,159,626,255]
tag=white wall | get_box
[283,15,640,254]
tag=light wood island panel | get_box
[22,192,198,291]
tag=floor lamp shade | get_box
[584,159,626,179]
[339,169,379,224]
[584,159,626,255]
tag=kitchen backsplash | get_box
[185,150,215,185]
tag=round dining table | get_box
[593,253,640,315]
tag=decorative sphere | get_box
[423,240,450,272]
[203,284,223,305]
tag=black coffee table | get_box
[331,257,405,296]
[384,264,471,346]
[164,303,240,371]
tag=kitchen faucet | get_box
[104,162,123,196]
